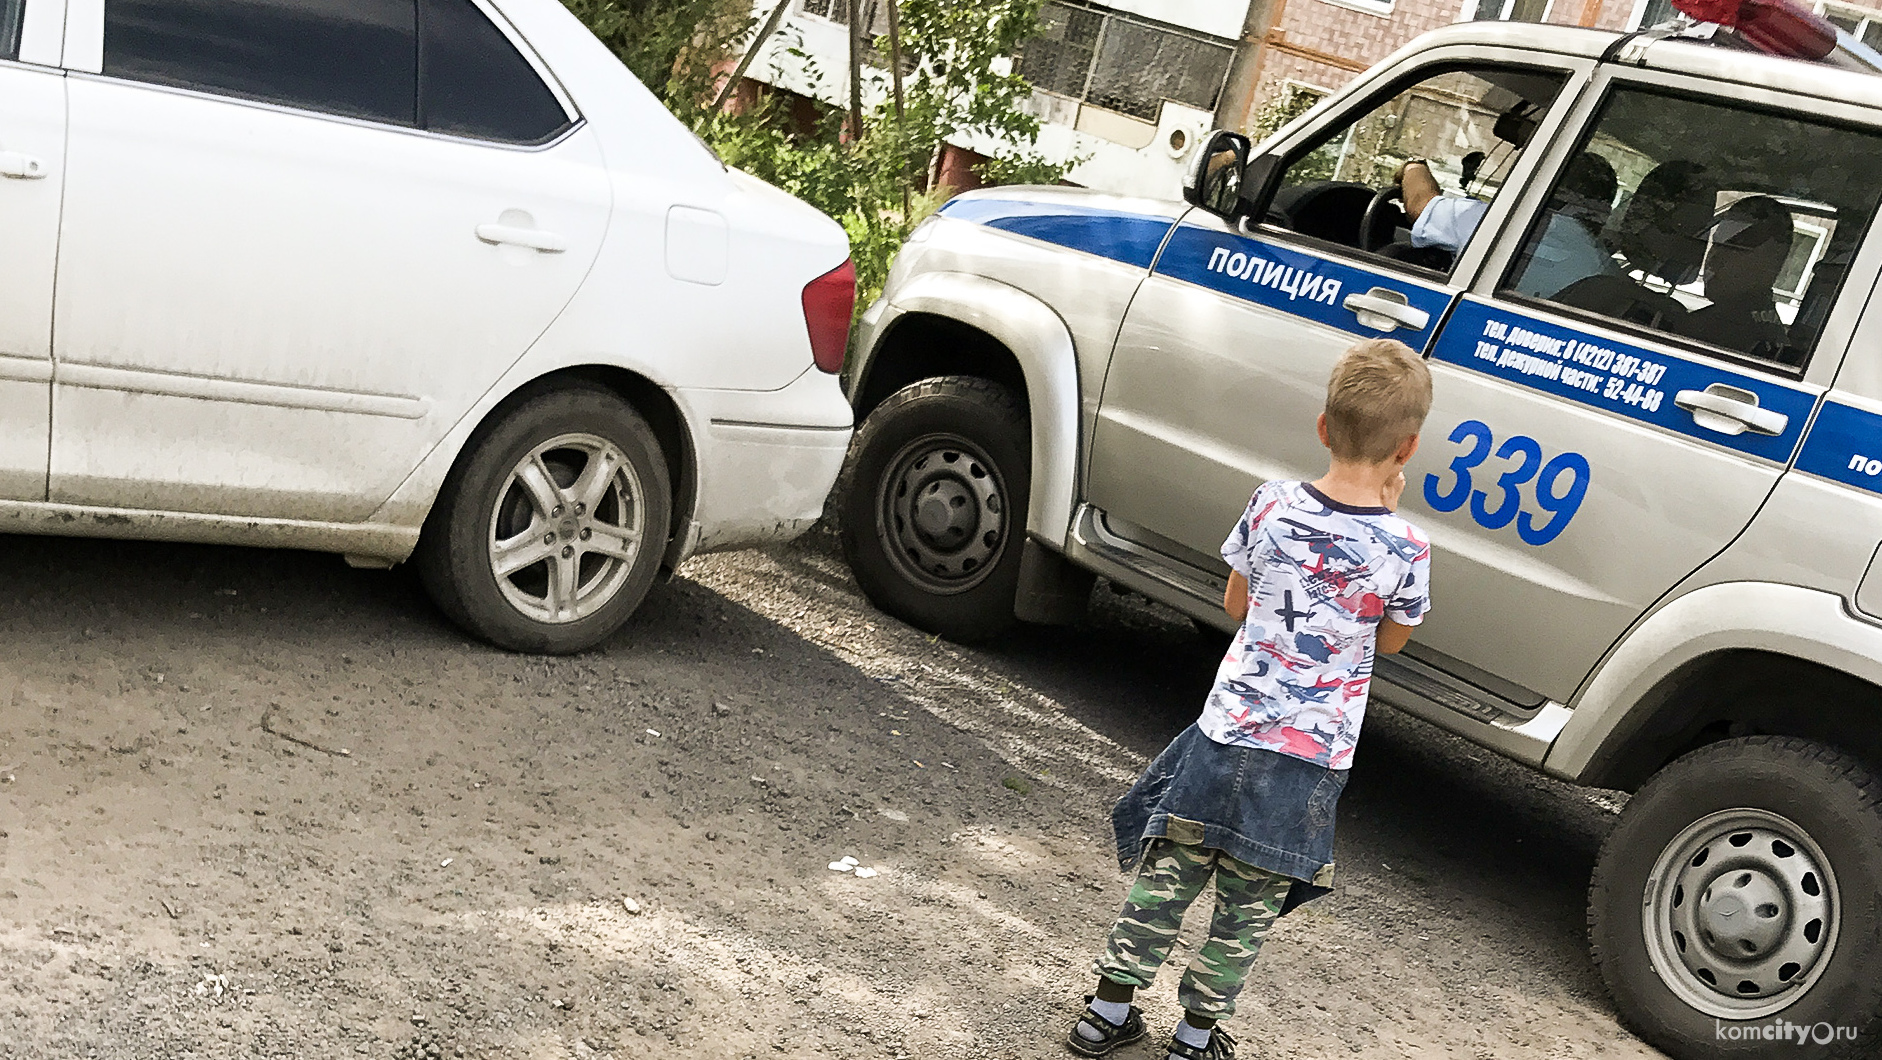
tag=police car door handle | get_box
[1342,287,1430,332]
[1673,384,1788,437]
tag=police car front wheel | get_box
[836,376,1029,642]
[1588,736,1882,1059]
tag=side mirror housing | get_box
[1183,130,1251,214]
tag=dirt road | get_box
[0,529,1659,1059]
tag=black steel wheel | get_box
[835,376,1028,642]
[1589,737,1882,1059]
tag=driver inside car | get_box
[1397,158,1486,254]
[1397,154,1618,287]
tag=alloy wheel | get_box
[486,432,645,624]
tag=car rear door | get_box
[1086,46,1590,577]
[49,0,609,522]
[1408,65,1882,704]
[0,0,64,501]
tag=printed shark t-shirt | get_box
[1200,480,1432,769]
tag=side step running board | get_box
[1068,504,1559,737]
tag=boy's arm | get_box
[1377,617,1414,655]
[1224,570,1249,623]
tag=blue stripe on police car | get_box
[1432,298,1814,464]
[935,198,1176,269]
[1152,225,1450,348]
[1795,399,1882,495]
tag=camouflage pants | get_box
[1094,839,1294,1020]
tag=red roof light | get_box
[1673,0,1838,60]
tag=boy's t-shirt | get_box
[1200,480,1432,770]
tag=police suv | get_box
[835,16,1882,1059]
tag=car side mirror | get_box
[1184,130,1251,215]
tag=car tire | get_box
[1588,736,1882,1059]
[835,375,1028,642]
[417,385,672,654]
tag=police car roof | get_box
[1401,21,1882,122]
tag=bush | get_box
[566,0,1073,311]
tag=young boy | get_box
[1068,339,1434,1060]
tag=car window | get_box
[102,0,419,126]
[1,0,24,60]
[1264,65,1568,273]
[1503,87,1882,373]
[421,0,569,144]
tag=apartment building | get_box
[738,0,1882,197]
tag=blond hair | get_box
[1324,339,1433,463]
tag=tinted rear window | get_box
[421,0,568,144]
[1,0,24,61]
[103,0,419,125]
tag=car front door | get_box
[1408,69,1882,704]
[50,0,610,522]
[0,0,64,501]
[1086,49,1587,578]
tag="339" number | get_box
[1422,420,1590,546]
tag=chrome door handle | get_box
[474,223,567,253]
[1343,287,1430,332]
[0,152,46,179]
[1673,384,1788,437]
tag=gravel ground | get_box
[0,528,1661,1059]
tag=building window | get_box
[1813,0,1882,44]
[1625,0,1882,35]
[1017,1,1234,121]
[798,0,912,72]
[1466,0,1552,20]
[1627,0,1679,26]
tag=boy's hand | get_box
[1382,471,1407,512]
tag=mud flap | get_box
[1013,539,1095,625]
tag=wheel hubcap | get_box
[876,434,1008,594]
[1644,808,1838,1018]
[487,432,645,625]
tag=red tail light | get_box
[802,259,856,375]
[1674,0,1837,60]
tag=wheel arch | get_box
[850,271,1080,544]
[401,364,698,574]
[1548,582,1882,791]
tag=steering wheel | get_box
[1359,184,1406,252]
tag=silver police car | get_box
[837,16,1882,1060]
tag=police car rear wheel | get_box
[1588,737,1882,1059]
[836,376,1028,642]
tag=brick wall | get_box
[1240,0,1639,124]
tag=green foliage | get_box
[1248,82,1325,145]
[563,0,755,112]
[1250,82,1336,185]
[563,0,1074,313]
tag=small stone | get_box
[853,867,878,879]
[622,897,641,915]
[827,861,854,873]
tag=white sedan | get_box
[0,0,855,652]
